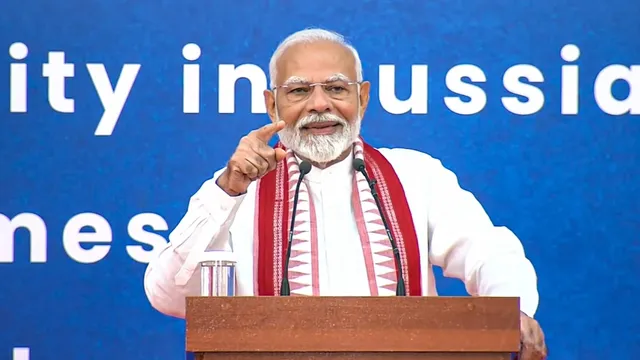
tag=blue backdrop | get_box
[1,1,638,359]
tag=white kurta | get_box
[143,147,539,319]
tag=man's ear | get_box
[264,89,277,122]
[358,81,371,119]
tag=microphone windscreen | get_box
[299,161,312,175]
[352,158,365,171]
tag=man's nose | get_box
[306,85,332,113]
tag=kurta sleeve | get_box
[425,157,539,318]
[143,169,245,318]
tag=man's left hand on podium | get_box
[517,312,548,360]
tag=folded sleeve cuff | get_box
[172,175,246,259]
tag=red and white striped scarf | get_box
[253,138,423,296]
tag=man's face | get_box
[264,40,370,163]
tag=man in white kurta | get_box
[145,145,539,314]
[144,28,547,359]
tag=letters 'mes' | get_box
[0,212,169,264]
[6,43,640,137]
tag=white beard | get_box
[277,113,362,163]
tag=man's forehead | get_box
[275,41,357,85]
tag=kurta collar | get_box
[294,148,354,184]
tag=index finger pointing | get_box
[254,120,286,142]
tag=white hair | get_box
[268,28,363,88]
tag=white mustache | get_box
[296,113,348,129]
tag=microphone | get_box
[280,160,312,296]
[352,158,407,296]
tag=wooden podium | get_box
[185,296,520,359]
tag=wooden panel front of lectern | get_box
[192,354,512,360]
[185,296,520,359]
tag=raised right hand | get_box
[217,120,287,195]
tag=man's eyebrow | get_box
[282,76,309,86]
[325,73,351,82]
[280,73,352,86]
